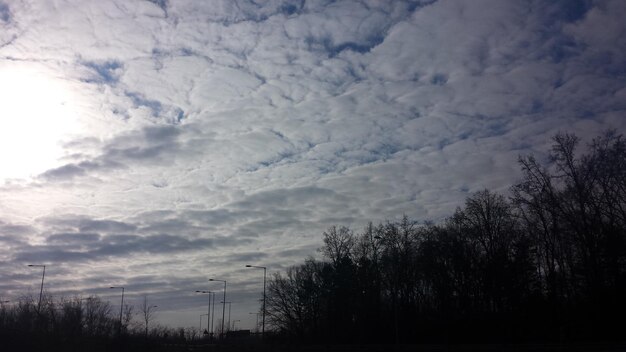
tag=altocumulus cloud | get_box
[0,0,624,328]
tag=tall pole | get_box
[40,266,46,312]
[121,288,125,328]
[262,268,266,338]
[28,265,46,313]
[246,265,266,340]
[195,290,212,336]
[211,292,216,337]
[208,292,212,335]
[110,286,125,334]
[210,279,227,339]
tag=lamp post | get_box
[109,286,125,334]
[195,290,212,338]
[245,264,266,339]
[209,278,226,338]
[210,291,215,337]
[27,264,46,313]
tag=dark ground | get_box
[157,343,626,352]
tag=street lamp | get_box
[28,264,46,313]
[210,291,215,337]
[109,286,125,334]
[246,264,266,339]
[209,278,226,338]
[195,290,212,337]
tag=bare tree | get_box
[139,295,158,337]
[320,226,355,266]
[122,303,134,334]
[83,296,113,336]
[265,259,326,338]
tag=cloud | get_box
[47,232,101,244]
[12,217,250,264]
[0,0,624,329]
[39,159,126,182]
[0,2,10,23]
[39,125,182,182]
[0,221,34,237]
[103,125,181,161]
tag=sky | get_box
[0,0,624,330]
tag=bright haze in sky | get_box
[0,0,624,329]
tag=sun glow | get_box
[0,64,83,181]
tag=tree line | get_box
[265,132,626,344]
[0,293,199,351]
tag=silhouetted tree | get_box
[512,131,626,338]
[83,295,114,337]
[265,131,626,344]
[140,295,158,337]
[266,258,326,340]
